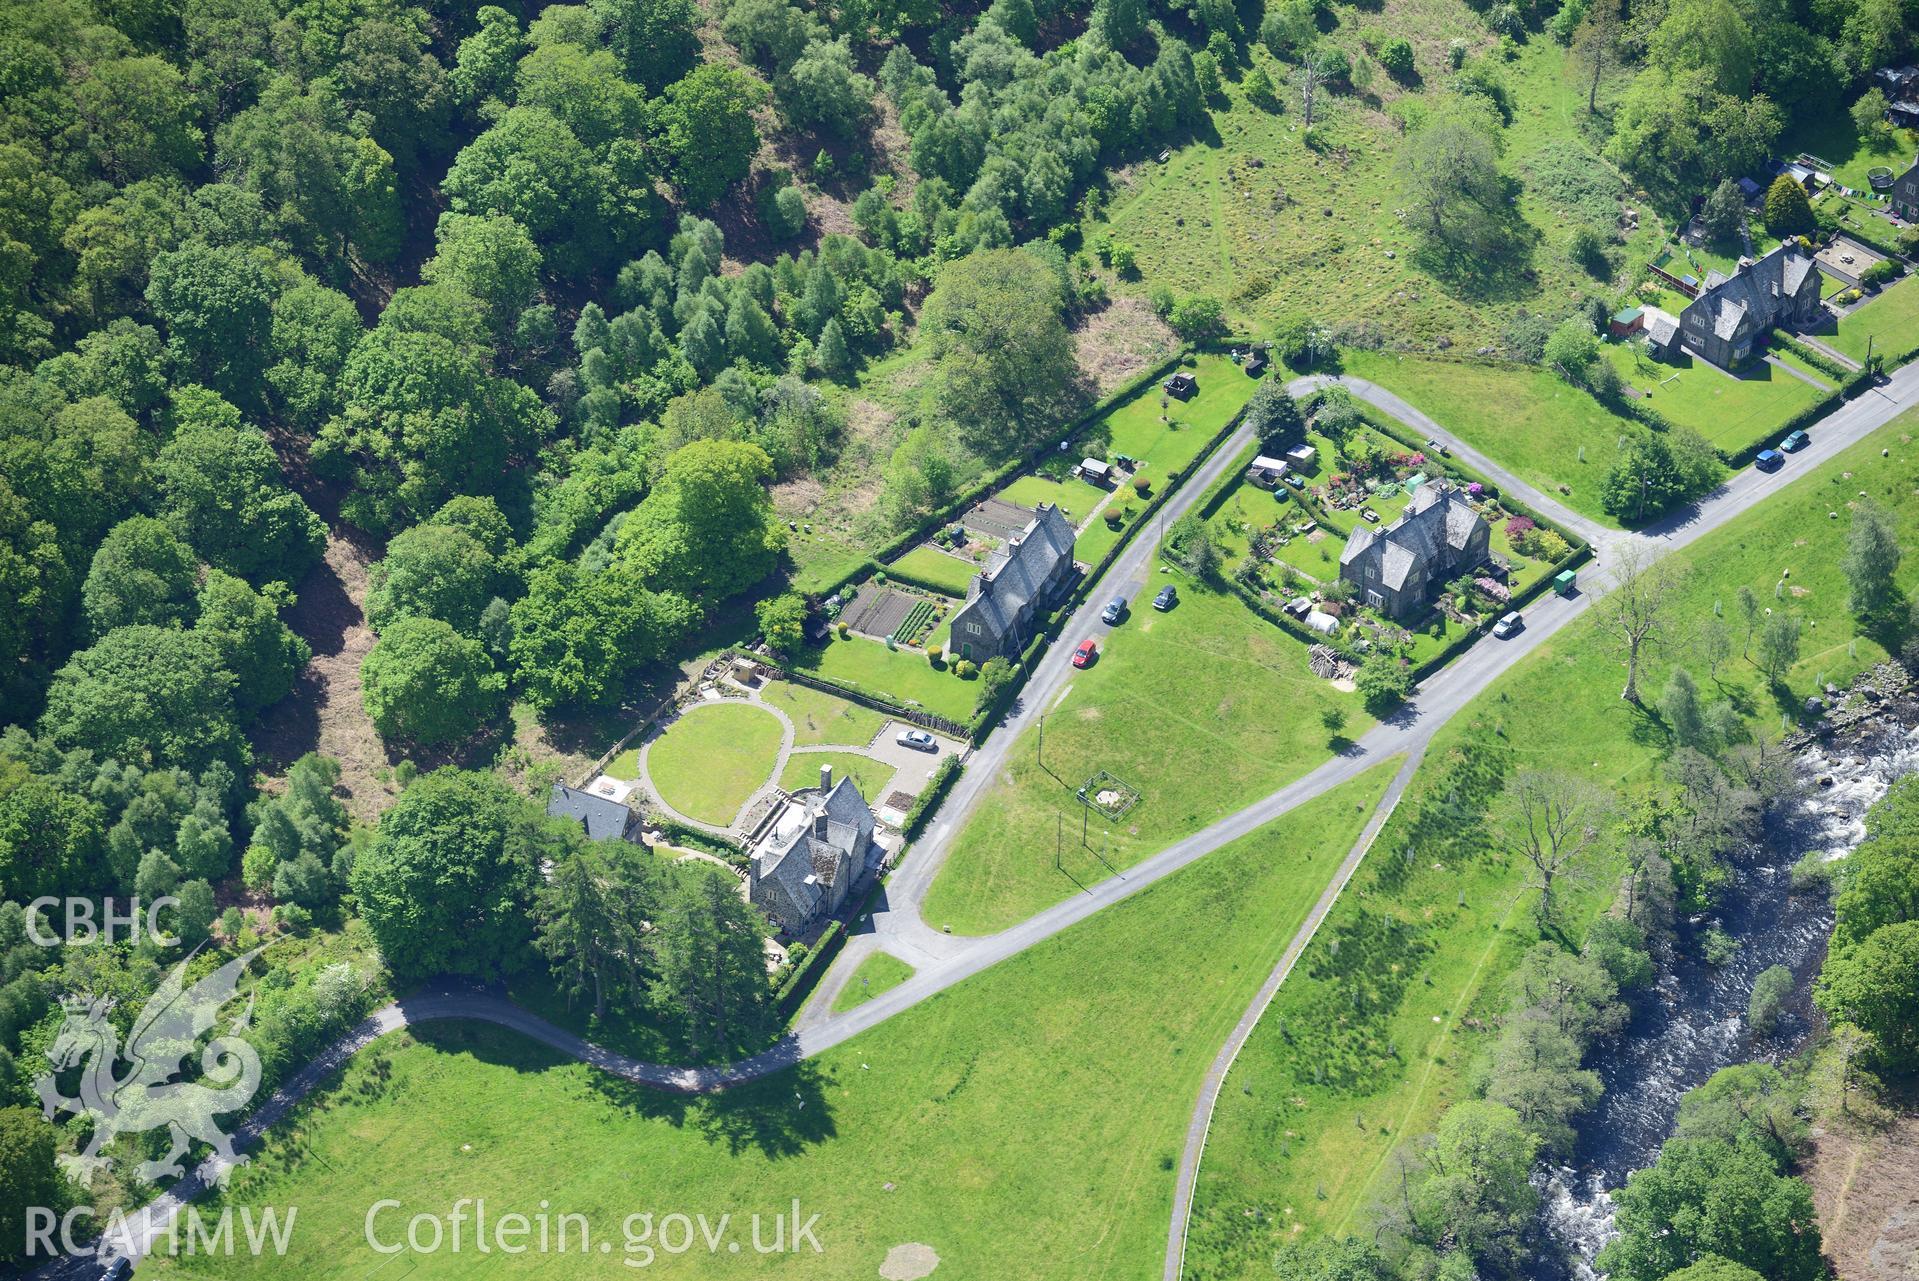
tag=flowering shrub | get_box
[1474,576,1512,603]
[1503,515,1536,541]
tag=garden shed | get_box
[1076,457,1113,485]
[1248,455,1290,488]
[1163,371,1198,400]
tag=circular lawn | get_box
[645,701,785,826]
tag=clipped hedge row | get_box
[774,918,847,1021]
[903,755,963,842]
[653,818,744,864]
[1769,332,1852,381]
[754,653,973,740]
[1824,218,1907,260]
[1350,400,1591,554]
[871,353,1187,572]
[1715,364,1877,469]
[879,559,974,598]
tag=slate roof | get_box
[1681,244,1821,342]
[546,784,636,842]
[960,502,1075,639]
[748,774,876,929]
[1342,485,1486,591]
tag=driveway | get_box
[63,360,1919,1277]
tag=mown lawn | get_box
[996,471,1109,523]
[886,545,978,596]
[759,680,887,748]
[830,951,916,1011]
[174,769,1396,1281]
[921,556,1375,936]
[779,750,895,802]
[646,701,787,826]
[786,633,978,722]
[1779,112,1919,194]
[1340,350,1634,525]
[1601,340,1830,454]
[1186,409,1919,1277]
[1095,353,1249,471]
[1831,275,1919,364]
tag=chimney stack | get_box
[820,762,832,791]
[814,810,829,841]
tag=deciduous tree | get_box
[350,769,542,979]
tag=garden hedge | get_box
[774,919,847,1021]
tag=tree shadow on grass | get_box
[1854,588,1911,658]
[689,1061,839,1158]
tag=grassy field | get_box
[1601,340,1831,453]
[830,951,916,1011]
[1831,276,1919,364]
[920,549,1375,935]
[175,769,1396,1281]
[646,701,787,826]
[758,680,887,747]
[1186,408,1919,1277]
[779,750,895,801]
[1340,350,1635,524]
[1088,8,1663,351]
[886,545,978,595]
[786,633,978,722]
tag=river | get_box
[1537,716,1919,1280]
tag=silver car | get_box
[897,729,938,752]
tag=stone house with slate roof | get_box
[746,764,876,935]
[546,783,643,843]
[1339,483,1490,622]
[1891,159,1919,221]
[946,502,1077,662]
[1678,243,1823,369]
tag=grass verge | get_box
[922,560,1374,936]
[175,767,1398,1281]
[1185,408,1919,1277]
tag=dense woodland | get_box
[0,0,1915,1261]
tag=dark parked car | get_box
[1101,595,1128,624]
[1755,449,1783,472]
[1779,430,1809,452]
[1153,585,1178,611]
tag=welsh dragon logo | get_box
[35,944,268,1188]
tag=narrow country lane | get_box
[66,359,1919,1274]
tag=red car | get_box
[1072,638,1098,668]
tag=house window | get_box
[1366,566,1377,581]
[968,622,981,635]
[1366,590,1384,608]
